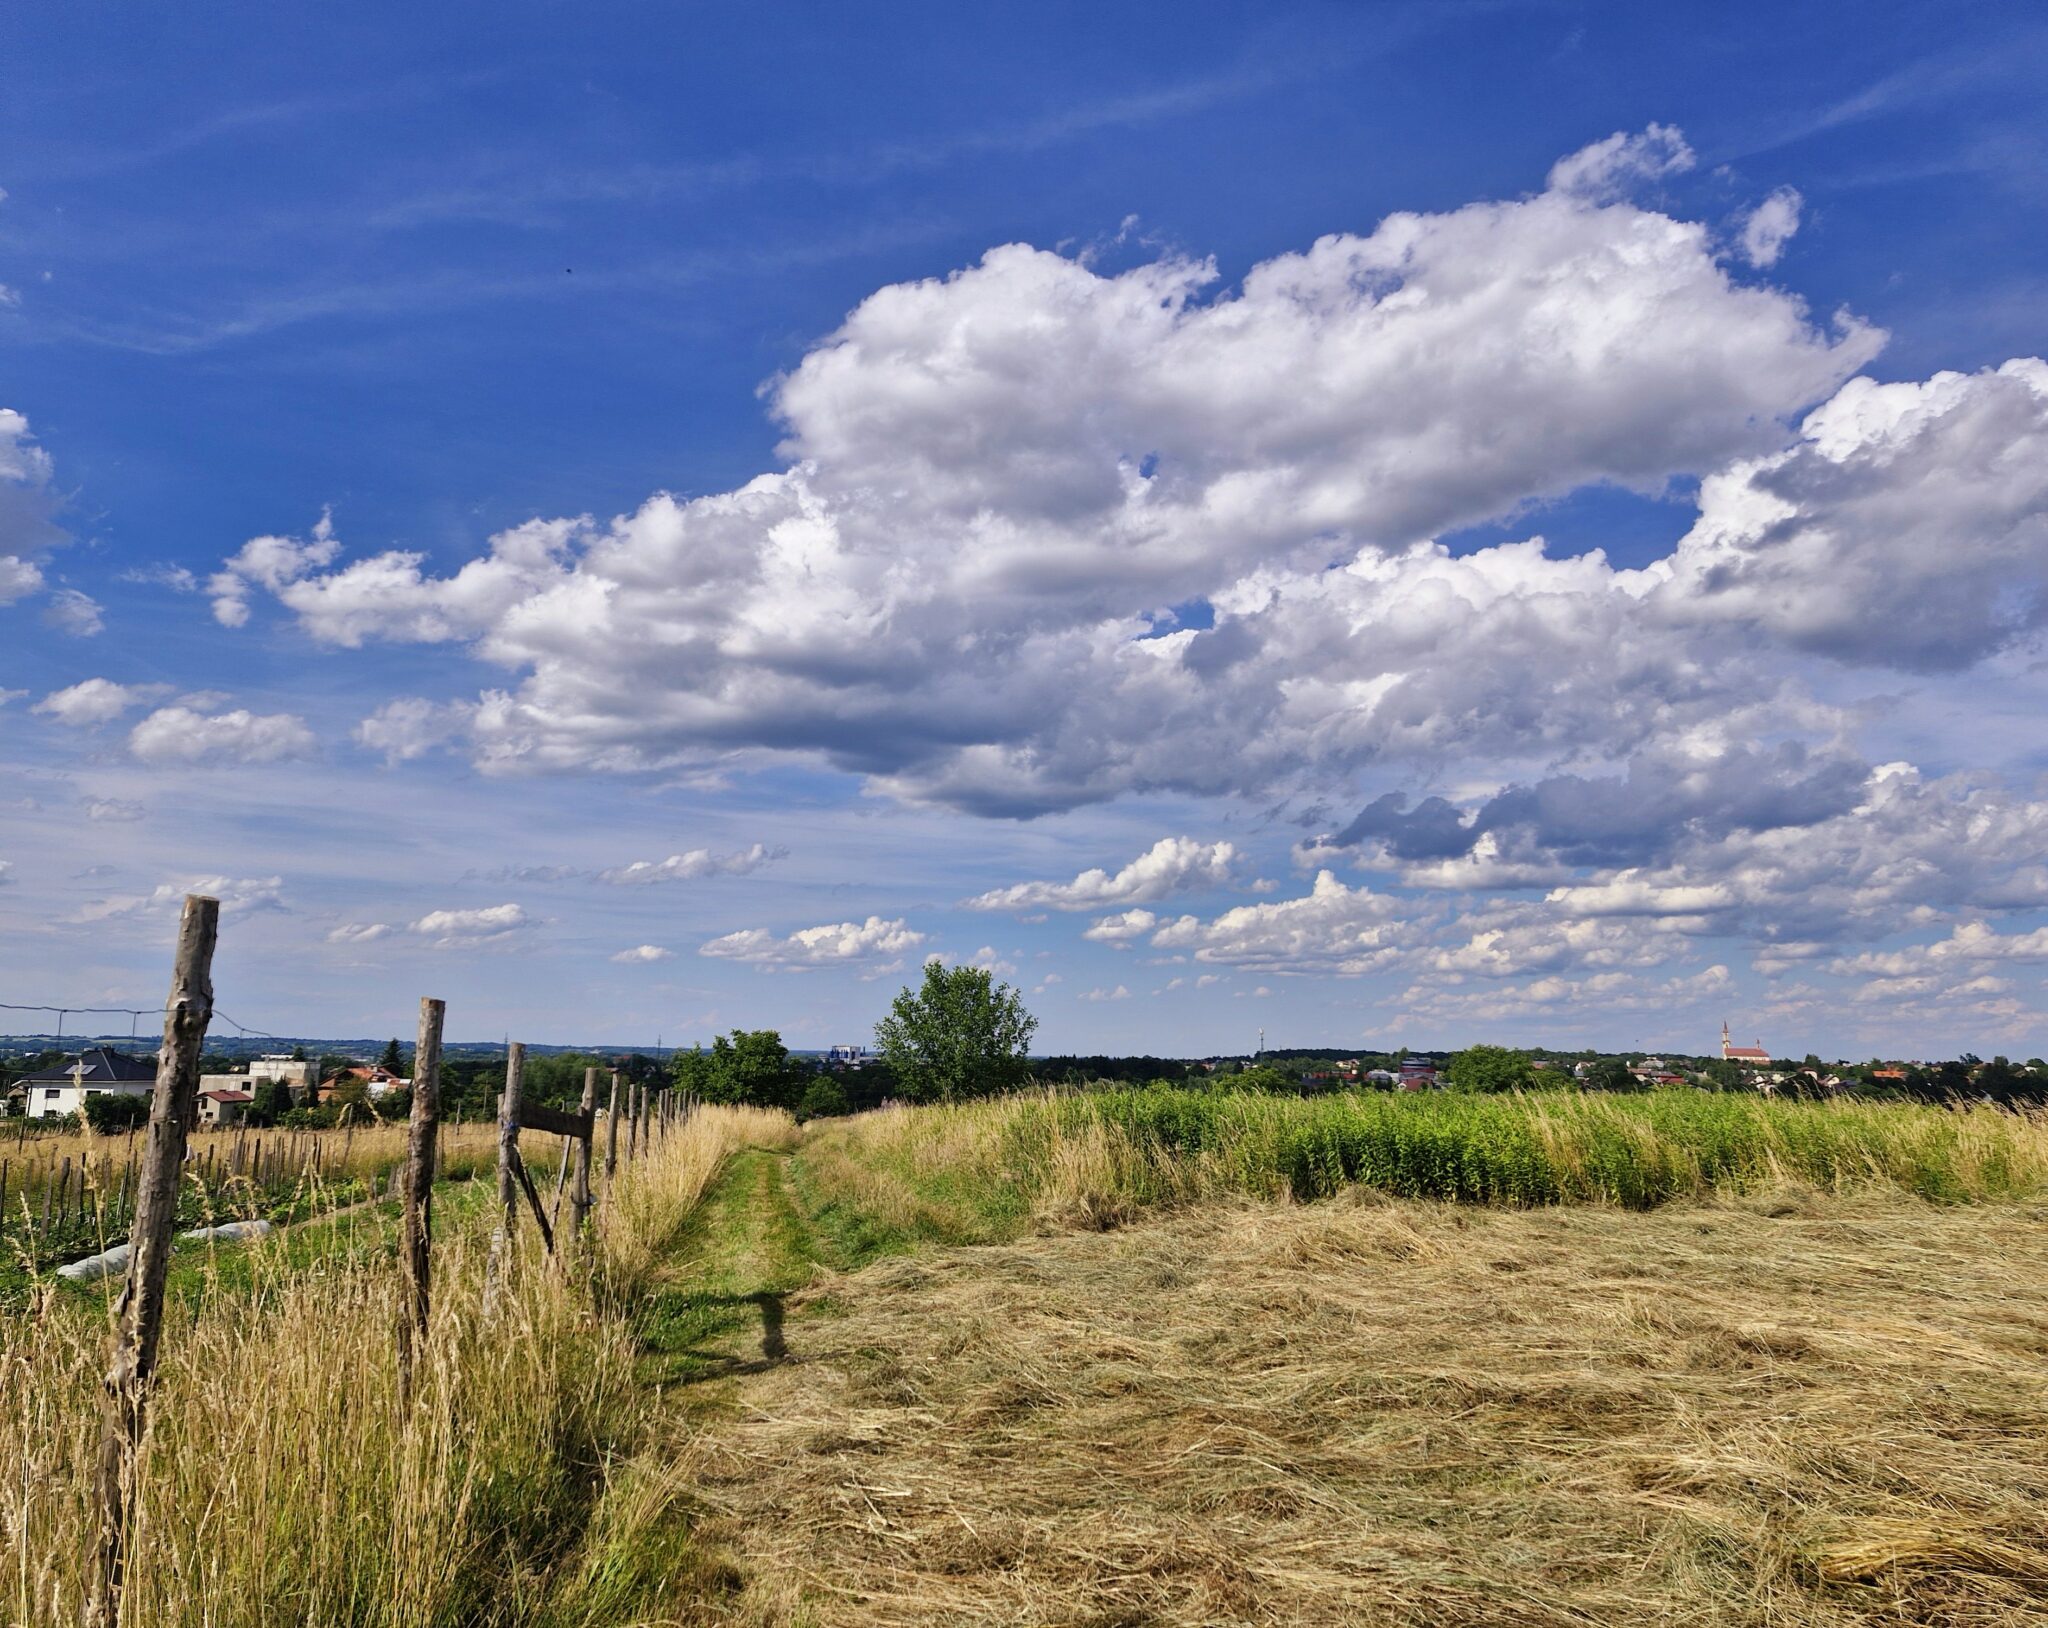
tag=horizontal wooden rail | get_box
[517,1101,593,1140]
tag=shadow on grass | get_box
[636,1286,790,1383]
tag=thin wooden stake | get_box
[397,998,444,1398]
[496,1044,525,1244]
[91,893,218,1628]
[509,1148,555,1254]
[604,1069,621,1186]
[568,1067,596,1242]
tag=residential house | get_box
[199,1089,253,1127]
[14,1047,156,1119]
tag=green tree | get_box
[249,1079,295,1126]
[379,1038,404,1073]
[874,961,1037,1103]
[1585,1058,1635,1093]
[1445,1044,1535,1093]
[796,1078,850,1121]
[672,1031,801,1109]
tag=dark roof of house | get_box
[201,1089,253,1102]
[19,1047,157,1085]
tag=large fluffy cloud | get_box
[1650,359,2048,668]
[220,128,1890,814]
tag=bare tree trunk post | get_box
[91,893,219,1628]
[568,1067,596,1243]
[603,1070,621,1197]
[397,998,445,1399]
[492,1044,525,1284]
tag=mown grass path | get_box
[636,1145,827,1388]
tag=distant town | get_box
[4,1018,2040,1128]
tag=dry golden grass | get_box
[0,1104,795,1627]
[679,1185,2048,1626]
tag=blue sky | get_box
[3,1,2047,1056]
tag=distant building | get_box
[202,1053,323,1104]
[199,1089,252,1127]
[13,1047,156,1119]
[826,1044,873,1069]
[1721,1022,1771,1065]
[1398,1056,1438,1090]
[322,1065,408,1098]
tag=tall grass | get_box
[0,1104,795,1627]
[797,1088,2048,1248]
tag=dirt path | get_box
[637,1145,824,1388]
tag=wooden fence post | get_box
[604,1070,621,1184]
[397,997,445,1397]
[496,1044,524,1244]
[91,893,219,1628]
[568,1067,596,1241]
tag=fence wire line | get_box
[0,1000,284,1043]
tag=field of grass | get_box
[689,1182,2048,1626]
[0,1105,795,1627]
[792,1087,2048,1253]
[0,1119,504,1286]
[7,1086,2047,1624]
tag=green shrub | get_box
[797,1079,850,1121]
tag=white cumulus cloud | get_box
[701,915,924,970]
[966,837,1240,911]
[35,678,165,726]
[610,944,675,963]
[598,843,784,885]
[129,706,316,764]
[1739,186,1803,268]
[409,903,531,947]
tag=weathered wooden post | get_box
[91,893,218,1628]
[397,998,445,1397]
[496,1044,525,1241]
[605,1070,621,1183]
[626,1081,640,1162]
[568,1067,596,1240]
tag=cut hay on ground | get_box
[680,1190,2048,1626]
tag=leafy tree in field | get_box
[797,1078,850,1121]
[672,1031,802,1109]
[874,962,1037,1103]
[1231,1064,1295,1093]
[379,1038,404,1073]
[1445,1044,1536,1093]
[374,1087,412,1122]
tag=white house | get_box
[15,1048,157,1119]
